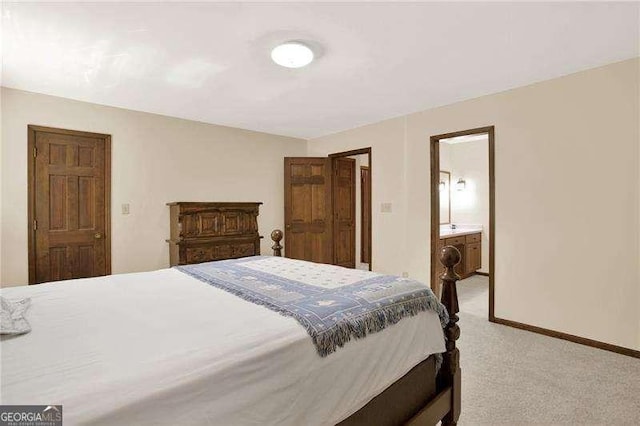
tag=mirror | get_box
[439,170,451,224]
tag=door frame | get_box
[430,126,495,319]
[328,147,372,271]
[360,165,371,264]
[27,125,112,284]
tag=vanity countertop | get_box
[440,228,483,239]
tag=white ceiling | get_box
[2,2,638,139]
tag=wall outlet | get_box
[122,203,130,215]
[402,272,409,278]
[380,202,392,213]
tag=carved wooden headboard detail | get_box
[167,202,263,266]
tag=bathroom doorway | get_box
[430,126,495,320]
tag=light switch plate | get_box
[122,204,130,215]
[380,203,392,213]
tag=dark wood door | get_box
[29,126,111,284]
[360,166,371,264]
[333,157,356,268]
[284,157,333,264]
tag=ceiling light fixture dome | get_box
[271,41,314,68]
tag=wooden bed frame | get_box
[270,230,462,426]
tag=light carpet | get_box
[456,275,640,425]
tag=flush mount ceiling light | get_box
[271,42,314,68]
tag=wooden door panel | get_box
[48,247,67,282]
[311,184,327,221]
[78,176,96,230]
[49,144,67,165]
[334,228,354,265]
[78,145,95,167]
[337,186,352,219]
[308,232,327,263]
[284,158,332,264]
[77,245,96,278]
[290,184,311,222]
[286,230,306,260]
[332,157,356,268]
[30,127,110,284]
[49,175,68,230]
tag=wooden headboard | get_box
[166,202,263,266]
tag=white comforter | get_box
[0,265,445,425]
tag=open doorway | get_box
[430,127,495,319]
[329,148,372,271]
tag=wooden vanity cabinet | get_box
[443,236,466,277]
[436,232,482,283]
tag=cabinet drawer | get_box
[466,233,481,243]
[444,236,465,246]
[211,244,232,259]
[232,243,255,258]
[183,243,256,265]
[184,245,234,263]
[185,246,214,263]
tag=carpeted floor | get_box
[456,275,640,425]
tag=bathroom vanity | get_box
[437,228,482,280]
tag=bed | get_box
[1,231,462,426]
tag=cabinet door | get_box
[465,242,481,274]
[453,244,466,277]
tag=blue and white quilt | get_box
[177,256,447,357]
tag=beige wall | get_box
[310,58,640,350]
[309,117,410,277]
[0,88,306,286]
[2,59,639,350]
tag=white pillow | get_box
[1,296,32,335]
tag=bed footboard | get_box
[437,245,462,425]
[406,245,462,425]
[271,229,283,257]
[269,230,462,425]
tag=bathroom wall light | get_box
[456,178,466,191]
[439,181,446,191]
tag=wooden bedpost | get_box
[271,229,283,257]
[439,245,462,426]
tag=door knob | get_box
[94,232,103,239]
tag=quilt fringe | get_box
[310,295,448,357]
